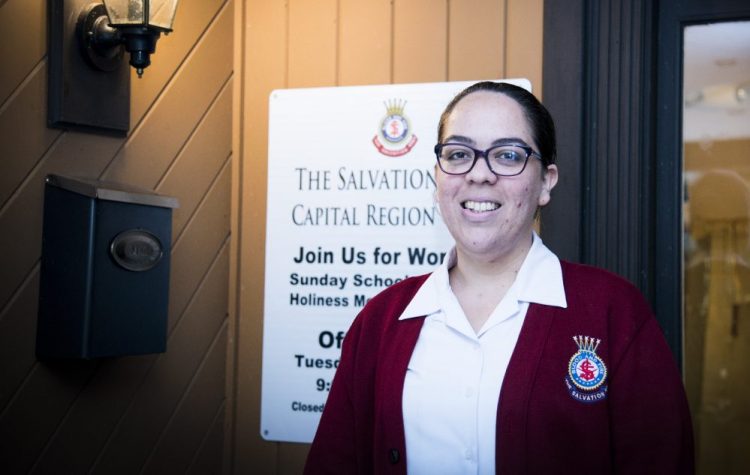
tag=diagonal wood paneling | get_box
[188,402,226,475]
[25,356,154,475]
[28,231,229,475]
[0,61,62,209]
[101,2,234,188]
[141,320,229,475]
[0,361,96,474]
[0,268,40,410]
[0,0,45,107]
[0,3,231,408]
[130,0,227,122]
[0,0,233,473]
[28,240,229,475]
[157,80,233,236]
[0,76,231,418]
[168,162,232,331]
[24,99,232,475]
[0,0,233,314]
[0,126,118,312]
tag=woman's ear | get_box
[538,164,558,207]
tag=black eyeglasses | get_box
[434,143,542,176]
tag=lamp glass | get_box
[103,0,179,30]
[102,0,145,25]
[149,0,179,30]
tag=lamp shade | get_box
[103,0,179,31]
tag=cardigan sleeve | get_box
[608,313,695,474]
[304,315,363,474]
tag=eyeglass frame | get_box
[433,142,544,177]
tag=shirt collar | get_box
[399,232,567,320]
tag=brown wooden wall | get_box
[230,0,544,473]
[0,0,234,473]
[0,0,543,472]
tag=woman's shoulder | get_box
[556,261,662,364]
[559,260,643,298]
[358,273,431,315]
[370,273,430,299]
[346,273,431,345]
[558,260,653,322]
[358,274,430,320]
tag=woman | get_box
[305,81,694,474]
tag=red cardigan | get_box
[305,261,694,474]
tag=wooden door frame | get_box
[654,0,750,367]
[542,0,750,366]
[541,0,661,345]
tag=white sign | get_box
[260,78,531,443]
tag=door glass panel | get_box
[683,20,750,474]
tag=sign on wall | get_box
[260,78,531,443]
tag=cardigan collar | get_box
[398,232,567,321]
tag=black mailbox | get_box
[37,174,179,359]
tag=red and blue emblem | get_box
[565,335,608,403]
[372,99,418,157]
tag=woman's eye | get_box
[447,150,471,161]
[494,149,521,162]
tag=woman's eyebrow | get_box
[443,136,532,147]
[491,137,530,147]
[443,135,474,144]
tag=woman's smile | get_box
[462,200,501,213]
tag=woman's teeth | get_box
[463,200,500,212]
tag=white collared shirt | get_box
[399,233,567,475]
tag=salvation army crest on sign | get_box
[372,99,418,157]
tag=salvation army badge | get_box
[372,99,418,157]
[564,335,608,403]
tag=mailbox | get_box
[37,174,179,359]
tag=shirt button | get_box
[465,387,474,397]
[465,448,473,460]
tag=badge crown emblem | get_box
[384,99,406,116]
[573,335,601,353]
[372,98,418,157]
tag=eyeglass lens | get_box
[437,144,529,176]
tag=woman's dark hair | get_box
[437,81,557,166]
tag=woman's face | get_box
[436,91,558,261]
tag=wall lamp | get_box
[48,0,180,134]
[685,81,750,110]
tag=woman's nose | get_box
[466,154,498,183]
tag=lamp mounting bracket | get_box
[77,3,125,72]
[48,0,130,134]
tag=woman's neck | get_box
[451,234,533,287]
[448,235,534,333]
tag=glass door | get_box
[682,20,750,474]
